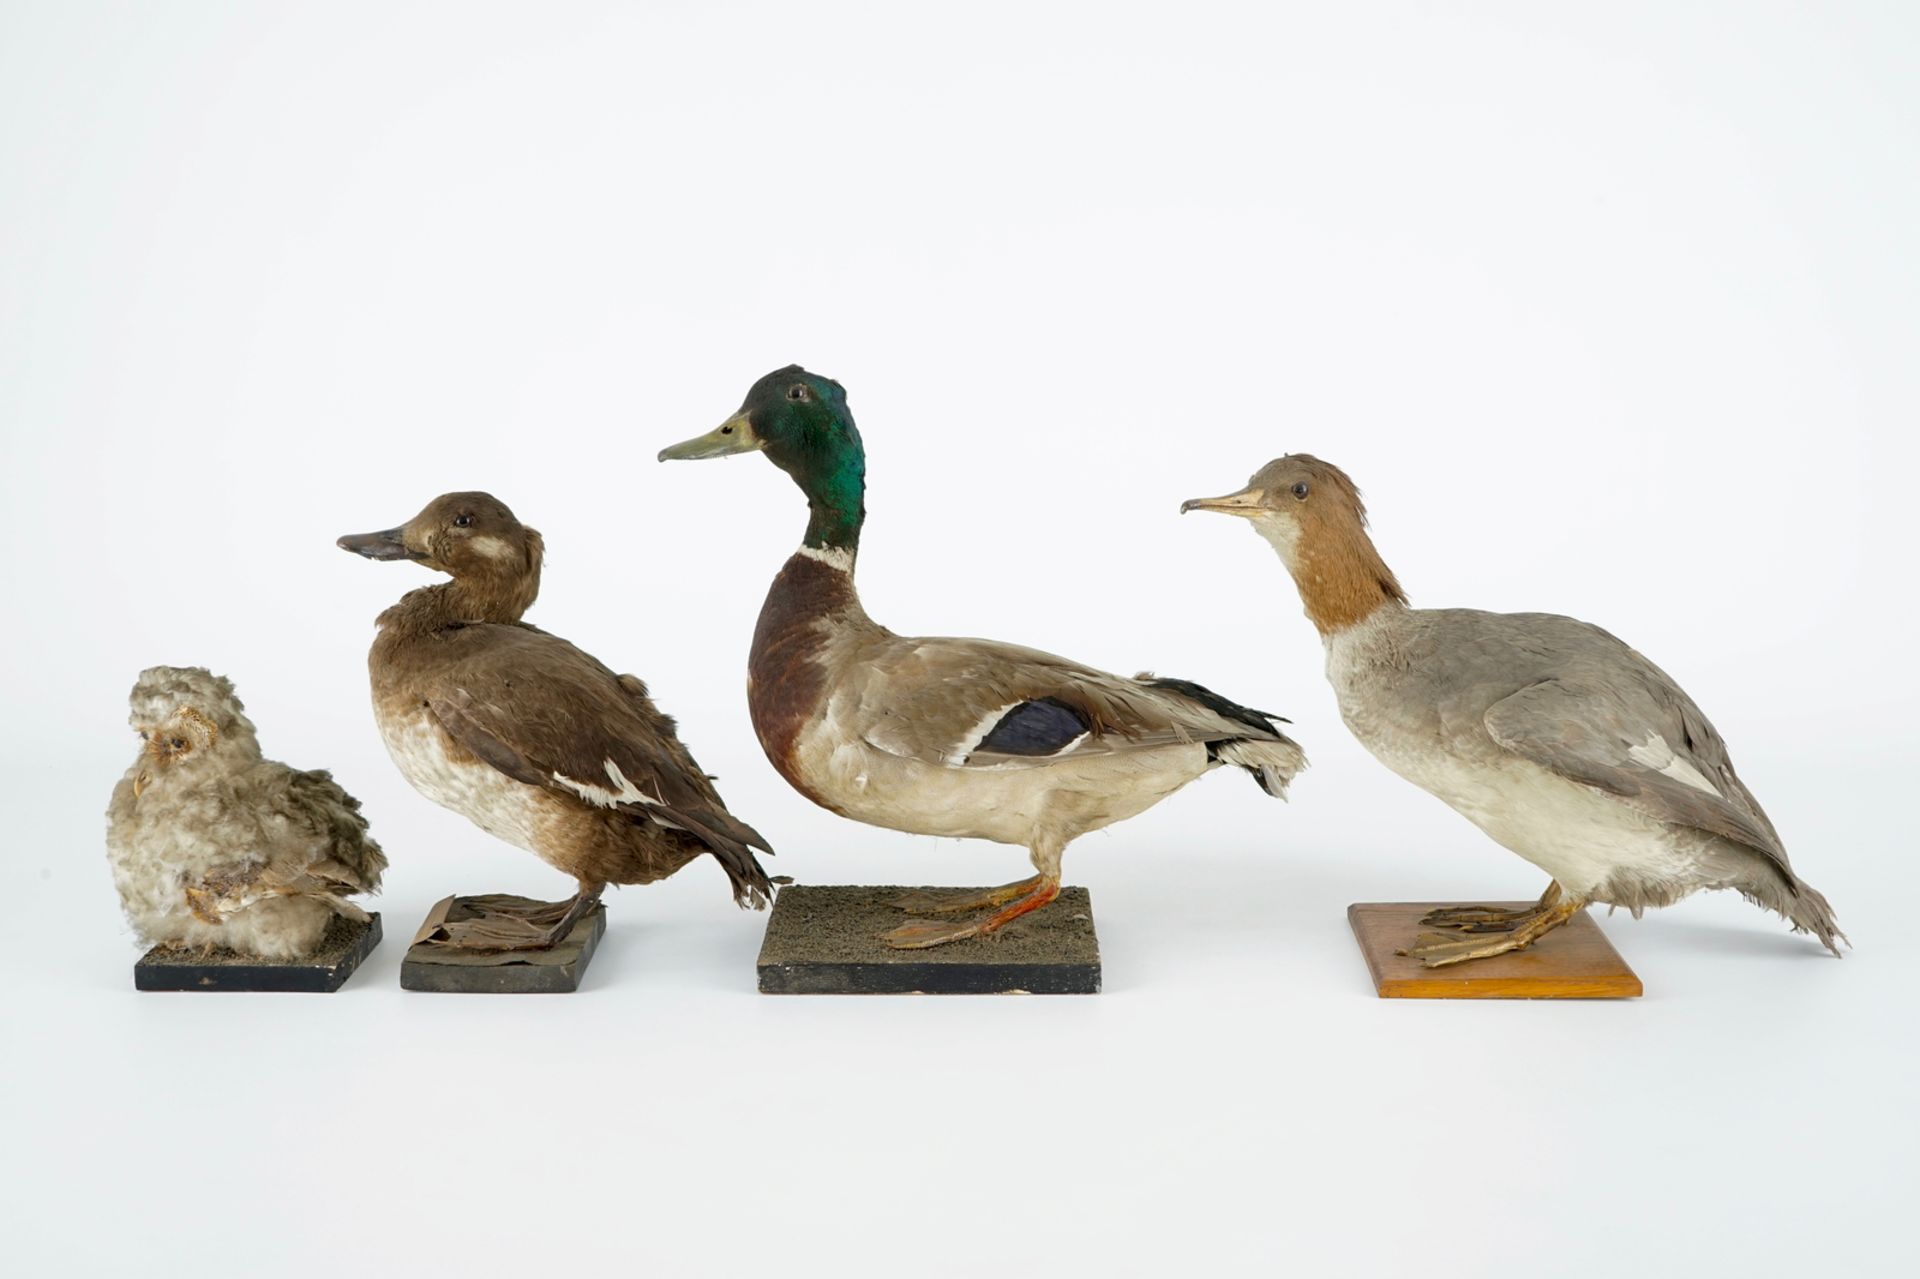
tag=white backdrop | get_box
[3,3,1915,1275]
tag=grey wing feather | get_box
[1482,673,1793,882]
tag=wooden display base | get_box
[134,913,382,992]
[757,884,1101,995]
[400,895,607,994]
[1349,902,1642,1000]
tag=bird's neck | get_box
[750,427,876,769]
[1262,512,1408,637]
[379,569,541,636]
[784,435,866,557]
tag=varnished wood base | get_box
[757,885,1101,994]
[1349,902,1642,999]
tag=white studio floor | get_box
[6,745,1909,1278]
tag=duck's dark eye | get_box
[788,384,809,402]
[169,738,186,751]
[1291,482,1310,500]
[719,424,733,435]
[453,514,473,528]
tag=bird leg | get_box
[888,876,1046,915]
[428,884,606,952]
[1420,881,1565,934]
[534,884,605,947]
[883,877,1062,949]
[1402,883,1586,967]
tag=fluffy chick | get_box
[106,666,387,960]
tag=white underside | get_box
[378,710,560,868]
[1359,738,1698,898]
[788,713,1215,874]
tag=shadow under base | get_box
[1349,901,1642,999]
[133,912,382,993]
[400,894,607,994]
[757,884,1101,995]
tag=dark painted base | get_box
[757,884,1101,995]
[400,895,607,993]
[133,913,382,993]
[1349,902,1643,999]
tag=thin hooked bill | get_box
[658,410,763,462]
[1180,487,1265,516]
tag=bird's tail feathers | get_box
[650,803,776,910]
[1216,738,1308,798]
[1739,872,1847,957]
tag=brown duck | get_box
[339,492,773,949]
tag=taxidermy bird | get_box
[105,666,387,960]
[658,367,1305,948]
[338,492,773,950]
[1183,455,1844,965]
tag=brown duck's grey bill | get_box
[1180,488,1265,516]
[657,411,763,462]
[336,528,416,560]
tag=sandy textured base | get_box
[400,895,607,994]
[133,913,382,993]
[757,884,1101,994]
[1349,902,1642,999]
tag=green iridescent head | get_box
[659,365,867,551]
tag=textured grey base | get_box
[400,898,606,993]
[757,885,1101,995]
[134,913,382,993]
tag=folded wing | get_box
[1483,671,1791,882]
[426,630,773,886]
[853,636,1304,787]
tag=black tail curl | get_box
[1142,675,1291,736]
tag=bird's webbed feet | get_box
[1418,903,1543,933]
[883,877,1061,949]
[888,876,1045,915]
[423,887,604,953]
[1402,884,1584,968]
[1419,881,1568,933]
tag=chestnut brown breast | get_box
[747,553,859,799]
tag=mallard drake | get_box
[106,666,387,960]
[659,367,1306,948]
[1183,455,1844,965]
[338,492,773,949]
